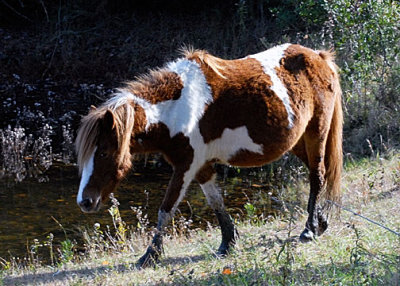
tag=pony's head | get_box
[75,98,135,213]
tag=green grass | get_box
[1,153,399,285]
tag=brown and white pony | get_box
[75,44,343,268]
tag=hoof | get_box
[136,255,156,269]
[136,247,159,269]
[216,248,228,257]
[299,228,315,243]
[216,241,232,257]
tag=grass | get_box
[1,152,399,285]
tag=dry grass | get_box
[1,152,399,285]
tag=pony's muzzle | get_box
[78,197,101,213]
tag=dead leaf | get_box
[222,267,232,275]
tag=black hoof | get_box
[216,240,234,257]
[136,247,159,269]
[299,228,314,243]
[216,247,229,257]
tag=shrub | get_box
[322,0,400,155]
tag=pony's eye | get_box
[99,152,107,158]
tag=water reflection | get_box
[0,163,278,260]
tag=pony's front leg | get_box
[197,165,237,256]
[136,169,191,268]
[135,210,171,268]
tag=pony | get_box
[75,43,343,268]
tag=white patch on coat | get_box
[200,174,225,211]
[206,126,263,162]
[180,125,263,205]
[249,43,294,128]
[164,58,213,137]
[116,58,212,138]
[77,147,97,204]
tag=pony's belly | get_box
[204,126,263,162]
[202,125,292,167]
[227,149,282,167]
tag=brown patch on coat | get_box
[278,44,343,204]
[279,44,335,97]
[123,69,183,104]
[159,126,194,212]
[195,55,291,143]
[132,121,194,212]
[195,161,217,184]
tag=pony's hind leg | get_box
[196,164,237,255]
[292,137,327,241]
[300,121,331,242]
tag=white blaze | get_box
[77,147,97,204]
[249,43,295,128]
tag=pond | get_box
[0,161,281,262]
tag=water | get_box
[0,162,278,261]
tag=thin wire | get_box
[327,200,400,237]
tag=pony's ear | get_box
[90,105,97,112]
[103,109,115,130]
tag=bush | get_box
[322,0,400,155]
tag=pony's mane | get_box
[181,47,226,78]
[123,68,183,104]
[75,95,135,174]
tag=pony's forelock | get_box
[75,108,103,174]
[75,95,135,174]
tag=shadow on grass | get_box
[2,254,207,285]
[158,261,399,286]
[2,251,398,285]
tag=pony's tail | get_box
[323,53,343,206]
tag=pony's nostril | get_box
[80,198,93,209]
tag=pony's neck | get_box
[130,103,162,154]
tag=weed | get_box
[59,239,74,265]
[108,194,128,246]
[244,202,257,223]
[131,206,150,237]
[61,123,75,164]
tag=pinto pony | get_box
[75,44,343,268]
